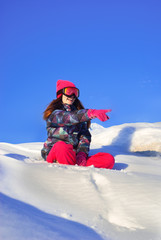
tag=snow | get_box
[0,122,161,240]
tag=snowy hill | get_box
[0,122,161,240]
[90,122,161,153]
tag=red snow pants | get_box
[46,141,115,169]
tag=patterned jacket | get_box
[41,104,91,160]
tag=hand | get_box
[76,152,87,166]
[87,109,112,122]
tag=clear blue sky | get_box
[1,0,161,143]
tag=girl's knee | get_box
[54,141,73,150]
[107,154,115,169]
[86,152,115,169]
[54,141,66,148]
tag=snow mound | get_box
[0,122,161,240]
[90,122,161,154]
[90,123,105,130]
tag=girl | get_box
[41,80,115,169]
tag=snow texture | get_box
[0,122,161,240]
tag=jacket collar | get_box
[63,104,76,112]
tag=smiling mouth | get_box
[67,97,74,101]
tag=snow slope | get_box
[0,122,161,240]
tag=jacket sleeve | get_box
[76,122,91,155]
[47,109,90,127]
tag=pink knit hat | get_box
[56,80,77,98]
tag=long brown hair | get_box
[43,97,91,128]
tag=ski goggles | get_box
[62,87,79,98]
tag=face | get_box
[62,94,76,105]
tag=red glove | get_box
[87,109,112,122]
[76,152,87,166]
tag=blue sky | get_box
[1,0,161,143]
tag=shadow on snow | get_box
[5,153,29,161]
[0,193,105,240]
